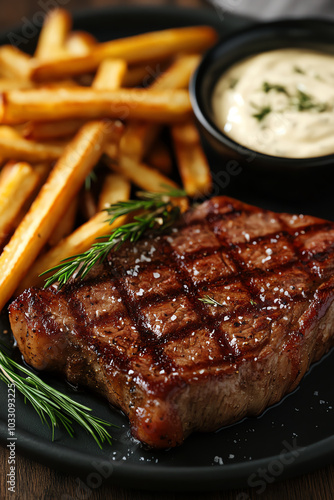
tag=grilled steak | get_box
[8,196,334,448]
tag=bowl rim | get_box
[190,17,334,167]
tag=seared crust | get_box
[8,196,334,448]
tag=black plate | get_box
[0,6,333,492]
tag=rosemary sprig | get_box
[200,296,258,307]
[41,187,186,288]
[0,347,113,448]
[199,295,224,307]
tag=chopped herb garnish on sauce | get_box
[291,89,328,112]
[293,66,305,75]
[262,82,289,96]
[252,104,272,122]
[229,77,239,89]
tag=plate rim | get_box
[0,420,333,491]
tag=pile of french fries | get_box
[0,8,217,312]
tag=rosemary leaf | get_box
[0,348,114,448]
[199,295,224,307]
[41,187,186,288]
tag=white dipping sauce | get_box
[212,48,334,158]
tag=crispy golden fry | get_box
[79,52,128,219]
[94,59,127,90]
[119,121,157,165]
[0,161,49,249]
[23,117,123,144]
[23,118,87,140]
[18,175,131,292]
[0,46,32,80]
[171,121,212,198]
[104,146,178,192]
[48,196,78,247]
[172,120,201,143]
[0,125,22,139]
[65,31,97,55]
[104,142,118,160]
[0,120,112,312]
[119,54,200,163]
[0,126,21,169]
[121,60,172,87]
[97,173,129,211]
[154,54,201,90]
[34,8,72,60]
[0,136,64,162]
[0,87,191,124]
[0,78,34,91]
[22,58,127,140]
[145,139,173,175]
[38,79,79,89]
[30,26,218,81]
[122,65,152,87]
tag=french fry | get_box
[171,121,212,197]
[122,65,152,87]
[0,125,22,139]
[0,126,21,170]
[34,8,72,60]
[97,173,129,211]
[38,79,79,89]
[30,26,218,81]
[93,59,127,90]
[154,54,201,90]
[17,175,131,292]
[23,116,124,142]
[0,120,112,312]
[0,161,49,249]
[23,118,87,140]
[48,196,78,247]
[76,52,128,220]
[145,139,173,175]
[22,58,127,140]
[119,54,200,163]
[0,87,192,124]
[0,136,64,162]
[0,78,34,92]
[65,31,97,55]
[104,147,178,192]
[0,46,32,80]
[119,121,158,165]
[104,142,118,161]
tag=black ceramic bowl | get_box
[190,19,334,177]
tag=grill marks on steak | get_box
[9,196,334,448]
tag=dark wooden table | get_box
[0,1,333,498]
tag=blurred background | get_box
[0,0,208,31]
[2,0,334,34]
